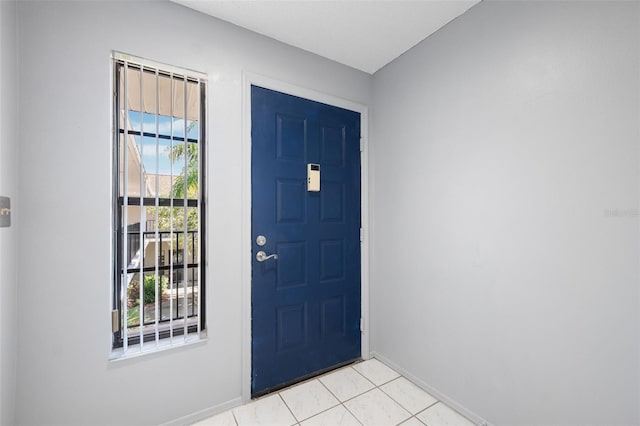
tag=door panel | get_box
[251,86,361,396]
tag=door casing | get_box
[241,72,370,402]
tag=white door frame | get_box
[241,72,370,402]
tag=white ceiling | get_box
[171,0,480,74]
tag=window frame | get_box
[111,53,207,354]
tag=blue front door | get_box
[251,86,361,396]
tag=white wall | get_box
[371,1,639,425]
[0,0,18,425]
[15,2,370,425]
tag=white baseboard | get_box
[370,351,492,426]
[160,396,243,426]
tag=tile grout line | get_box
[407,414,427,426]
[416,400,440,416]
[315,374,343,406]
[340,396,364,426]
[416,400,478,426]
[350,364,378,388]
[372,375,412,426]
[377,376,438,422]
[341,401,364,426]
[293,383,354,425]
[340,365,416,426]
[317,372,365,426]
[305,363,414,426]
[281,379,338,425]
[276,392,300,426]
[332,367,369,426]
[319,366,374,402]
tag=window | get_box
[112,53,206,355]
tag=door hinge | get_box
[111,309,119,333]
[360,137,364,152]
[360,228,364,242]
[360,318,364,332]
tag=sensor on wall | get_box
[307,164,320,192]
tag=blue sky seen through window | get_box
[128,112,198,176]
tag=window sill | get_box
[109,331,207,363]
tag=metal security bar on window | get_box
[112,53,206,354]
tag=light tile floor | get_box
[193,358,476,426]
